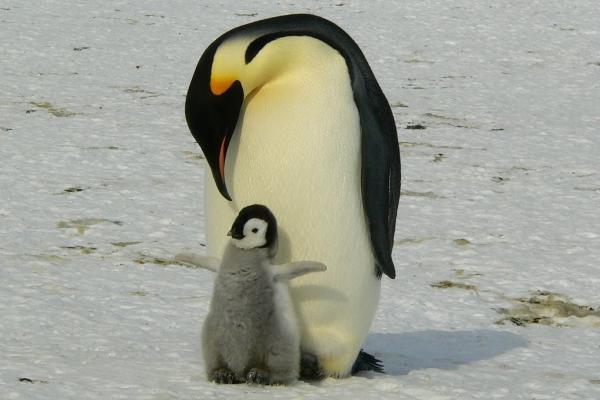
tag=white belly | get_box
[204,50,380,376]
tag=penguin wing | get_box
[354,74,401,280]
[174,253,221,272]
[271,261,327,282]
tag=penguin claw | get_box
[246,368,270,385]
[299,352,324,381]
[212,368,239,384]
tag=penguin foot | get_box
[351,349,384,374]
[299,352,324,381]
[246,368,270,385]
[212,368,240,384]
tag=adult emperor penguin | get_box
[185,14,400,378]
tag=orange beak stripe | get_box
[210,76,235,95]
[219,134,228,182]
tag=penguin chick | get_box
[201,204,326,385]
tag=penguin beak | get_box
[185,46,244,201]
[227,229,244,240]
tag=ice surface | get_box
[1,1,599,399]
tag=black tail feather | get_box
[351,349,385,374]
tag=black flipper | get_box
[351,349,385,374]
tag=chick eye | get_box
[252,228,258,233]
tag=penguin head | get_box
[185,14,347,201]
[185,31,296,201]
[228,204,277,252]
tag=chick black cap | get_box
[229,204,277,248]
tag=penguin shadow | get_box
[363,329,528,376]
[276,228,348,304]
[274,227,293,264]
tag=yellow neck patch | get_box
[210,36,253,95]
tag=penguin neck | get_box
[241,35,348,98]
[221,241,272,270]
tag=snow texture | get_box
[1,1,600,399]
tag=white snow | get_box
[1,1,600,399]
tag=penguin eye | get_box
[252,228,258,233]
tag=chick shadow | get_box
[362,329,528,376]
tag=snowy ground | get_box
[2,1,600,399]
